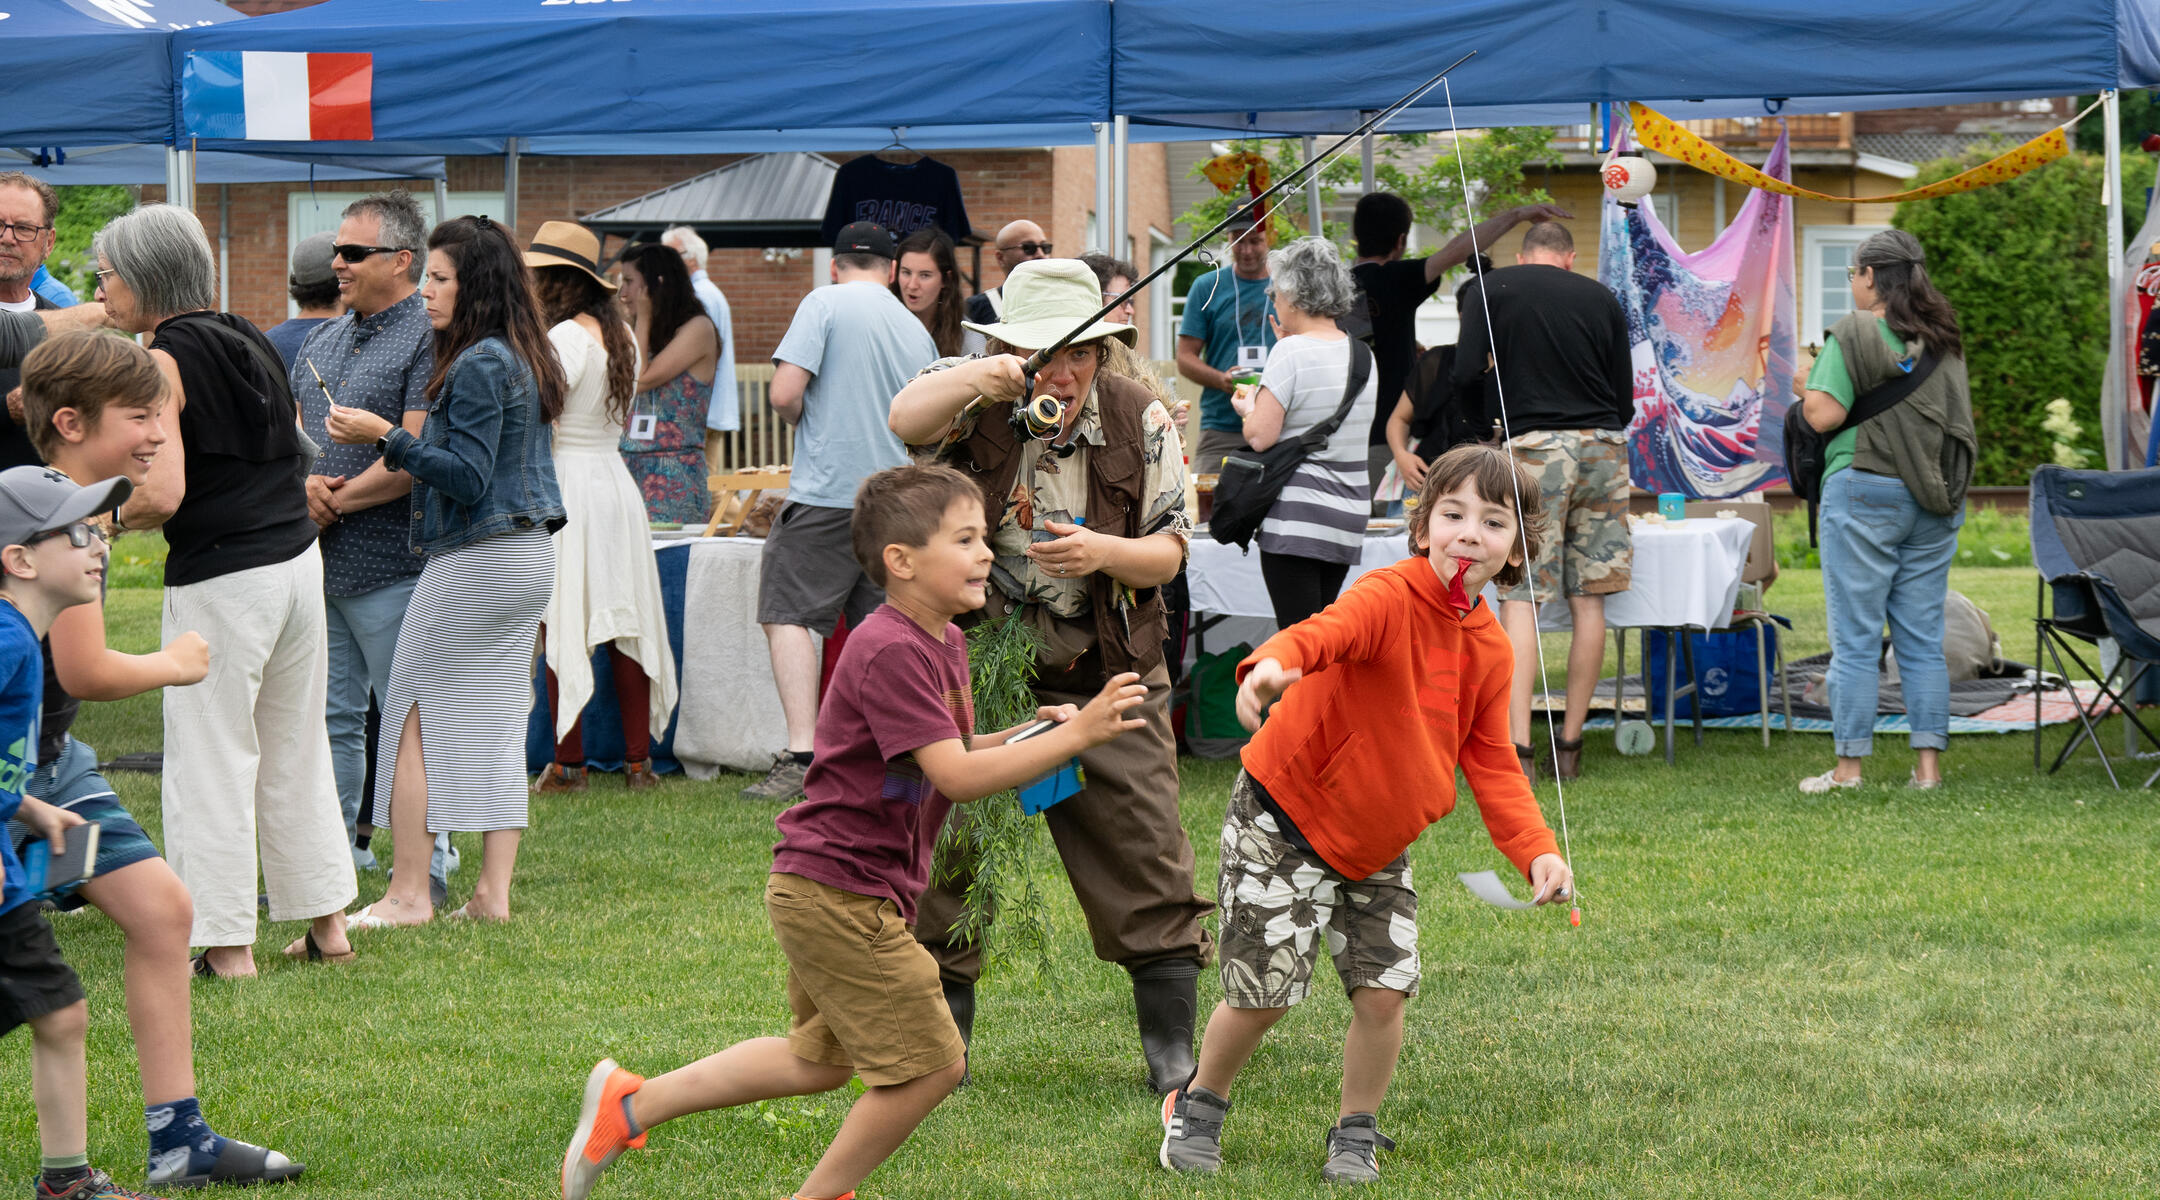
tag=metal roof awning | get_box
[581,152,839,249]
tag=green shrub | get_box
[1893,151,2108,485]
[1772,504,2030,570]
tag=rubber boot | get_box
[942,978,975,1087]
[1130,958,1201,1095]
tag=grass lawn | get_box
[3,566,2153,1198]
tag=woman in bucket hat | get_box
[889,258,1211,1096]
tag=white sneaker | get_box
[1798,769,1863,794]
[1907,772,1942,791]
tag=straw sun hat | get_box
[963,258,1135,351]
[523,221,614,290]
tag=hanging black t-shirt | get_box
[1352,258,1445,447]
[0,295,57,471]
[820,155,971,245]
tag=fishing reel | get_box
[1009,392,1067,441]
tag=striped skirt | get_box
[371,527,554,832]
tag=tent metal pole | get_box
[217,184,229,313]
[434,178,449,225]
[1093,123,1110,253]
[1112,115,1129,260]
[1304,136,1322,236]
[1360,111,1375,193]
[164,145,192,211]
[2105,90,2125,296]
[503,136,519,232]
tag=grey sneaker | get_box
[1159,1083,1230,1173]
[1320,1113,1396,1184]
[741,754,809,801]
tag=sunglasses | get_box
[332,243,401,264]
[1004,241,1053,257]
[31,522,104,550]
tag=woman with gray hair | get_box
[1231,236,1379,626]
[1792,228,1976,793]
[94,204,356,976]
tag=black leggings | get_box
[1260,551,1352,629]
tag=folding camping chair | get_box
[2028,464,2160,788]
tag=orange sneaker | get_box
[562,1058,646,1200]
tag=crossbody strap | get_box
[1838,350,1939,432]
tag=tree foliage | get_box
[47,185,135,299]
[1176,129,1559,260]
[1893,150,2108,484]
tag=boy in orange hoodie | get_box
[1160,442,1574,1184]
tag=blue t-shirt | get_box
[772,280,938,508]
[263,317,330,371]
[0,602,43,915]
[1178,267,1276,432]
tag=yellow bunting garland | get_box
[1628,102,2071,204]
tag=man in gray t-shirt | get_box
[744,222,938,801]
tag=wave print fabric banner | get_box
[1601,131,1797,499]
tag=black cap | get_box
[833,221,896,259]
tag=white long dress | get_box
[543,320,679,742]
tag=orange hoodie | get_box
[1236,557,1559,883]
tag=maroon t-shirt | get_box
[772,605,973,923]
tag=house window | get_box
[1801,225,1892,345]
[285,189,503,317]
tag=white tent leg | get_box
[1112,114,1128,260]
[1093,123,1110,253]
[1304,136,1322,236]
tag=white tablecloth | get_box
[1185,532,1411,620]
[651,535,817,777]
[1184,517,1754,632]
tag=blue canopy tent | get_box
[0,0,239,146]
[1110,0,2160,134]
[171,0,1114,144]
[0,145,443,186]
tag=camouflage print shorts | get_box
[1216,772,1420,1009]
[1502,428,1633,601]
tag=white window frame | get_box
[1801,224,1892,345]
[284,189,506,317]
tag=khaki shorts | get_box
[1216,773,1420,1009]
[1502,428,1633,601]
[765,873,966,1086]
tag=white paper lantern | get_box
[1603,155,1658,203]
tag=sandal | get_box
[151,1136,304,1187]
[283,929,356,965]
[190,950,221,979]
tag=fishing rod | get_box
[1006,50,1478,438]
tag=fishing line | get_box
[1441,76,1580,923]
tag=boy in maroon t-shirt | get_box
[560,463,1150,1200]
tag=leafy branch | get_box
[932,607,1058,977]
[1175,129,1561,259]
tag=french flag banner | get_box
[182,51,374,141]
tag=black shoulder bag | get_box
[1210,339,1372,551]
[1783,349,1938,546]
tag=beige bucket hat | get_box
[963,258,1136,350]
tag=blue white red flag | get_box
[182,51,374,141]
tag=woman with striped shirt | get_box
[1234,237,1379,627]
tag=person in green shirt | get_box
[1791,230,1976,795]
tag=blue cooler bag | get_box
[1645,625,1781,718]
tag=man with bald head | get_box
[963,219,1052,326]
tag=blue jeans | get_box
[326,577,452,885]
[1817,469,1963,758]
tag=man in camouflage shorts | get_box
[1450,219,1635,780]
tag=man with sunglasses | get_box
[288,190,452,895]
[963,219,1052,326]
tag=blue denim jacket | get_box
[383,336,565,554]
